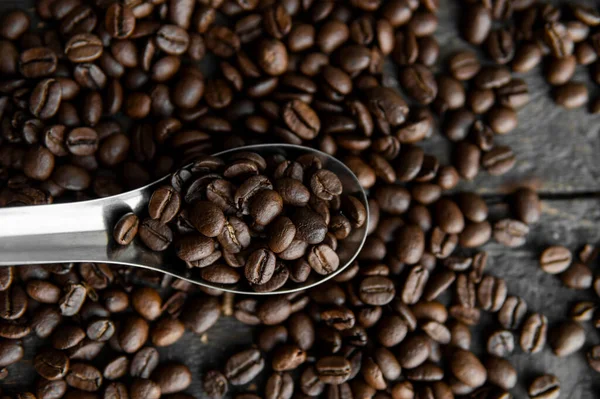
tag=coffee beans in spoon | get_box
[114,152,366,292]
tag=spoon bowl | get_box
[0,144,368,295]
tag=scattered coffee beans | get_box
[0,0,597,397]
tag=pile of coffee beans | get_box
[113,151,367,291]
[0,0,598,398]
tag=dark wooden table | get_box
[1,1,600,398]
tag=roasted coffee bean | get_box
[560,262,593,289]
[450,349,487,388]
[308,244,339,275]
[315,356,351,384]
[152,363,191,394]
[477,275,507,312]
[529,375,560,399]
[65,363,102,391]
[0,285,27,320]
[300,366,325,396]
[549,320,585,357]
[204,370,229,399]
[544,22,573,58]
[139,218,173,251]
[113,213,139,245]
[399,64,438,105]
[118,315,149,354]
[554,82,588,109]
[498,295,527,330]
[0,340,23,367]
[225,349,264,385]
[586,346,600,373]
[493,218,528,247]
[487,330,514,358]
[131,287,162,321]
[20,47,57,78]
[272,344,306,371]
[30,78,62,120]
[156,24,190,55]
[402,265,429,305]
[358,276,395,306]
[539,246,572,274]
[520,313,548,354]
[365,87,409,126]
[105,3,135,39]
[485,356,517,391]
[34,348,69,380]
[462,4,492,45]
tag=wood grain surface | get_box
[1,0,600,398]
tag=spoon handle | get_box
[0,189,147,266]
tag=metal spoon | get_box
[0,144,368,295]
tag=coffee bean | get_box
[0,340,23,367]
[539,246,572,274]
[529,375,560,399]
[66,127,98,156]
[272,344,306,371]
[365,87,409,126]
[308,244,339,275]
[520,313,548,354]
[549,320,585,357]
[30,78,62,120]
[393,30,418,65]
[300,366,325,396]
[435,198,465,234]
[487,330,514,357]
[554,81,588,109]
[358,276,395,306]
[513,187,541,224]
[544,22,573,58]
[311,169,342,201]
[204,370,229,399]
[487,106,517,134]
[152,363,191,394]
[37,378,67,399]
[394,224,425,264]
[586,346,600,373]
[485,356,517,391]
[257,39,288,76]
[20,47,57,78]
[139,218,173,251]
[399,64,438,105]
[265,371,293,399]
[105,3,135,39]
[316,356,351,384]
[130,378,161,399]
[65,363,102,391]
[225,349,265,385]
[402,265,429,305]
[118,315,149,354]
[477,275,507,312]
[113,213,139,245]
[0,285,27,320]
[450,349,487,388]
[34,348,69,380]
[26,280,60,303]
[64,33,103,63]
[560,262,593,289]
[462,4,492,45]
[156,25,189,55]
[131,287,162,321]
